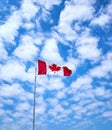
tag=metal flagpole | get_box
[32,67,37,130]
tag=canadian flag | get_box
[37,60,72,76]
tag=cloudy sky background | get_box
[0,0,112,130]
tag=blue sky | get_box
[0,0,112,130]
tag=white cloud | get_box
[0,109,5,115]
[16,102,31,111]
[0,60,25,82]
[46,77,65,90]
[103,111,112,118]
[48,109,58,117]
[71,75,92,91]
[33,0,61,10]
[0,60,34,83]
[35,96,46,115]
[93,87,111,99]
[60,4,94,22]
[35,106,46,115]
[13,35,39,61]
[85,101,105,111]
[91,14,110,26]
[47,98,59,107]
[36,87,45,95]
[107,2,112,14]
[0,0,39,45]
[91,2,112,27]
[1,98,14,106]
[21,0,39,21]
[22,22,35,30]
[46,98,71,120]
[57,2,94,40]
[56,90,66,99]
[0,11,21,43]
[0,83,25,98]
[94,87,106,96]
[89,52,112,78]
[51,31,67,45]
[54,104,64,113]
[72,0,95,5]
[70,105,86,119]
[77,44,100,60]
[0,0,39,44]
[0,40,8,60]
[1,109,32,130]
[76,31,101,60]
[64,57,79,74]
[85,101,105,117]
[40,38,63,63]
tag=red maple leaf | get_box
[49,64,61,72]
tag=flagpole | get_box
[32,67,37,130]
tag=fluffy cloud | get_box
[76,31,101,60]
[0,0,39,44]
[37,76,65,91]
[57,1,94,41]
[71,75,93,92]
[73,0,95,5]
[16,102,31,111]
[59,4,94,22]
[107,2,112,14]
[0,83,32,101]
[89,52,112,78]
[65,57,79,73]
[33,0,61,10]
[35,96,46,115]
[13,35,39,61]
[0,40,8,60]
[91,2,112,27]
[40,38,63,63]
[0,11,21,43]
[0,59,34,82]
[46,77,65,90]
[91,14,110,26]
[0,83,25,98]
[103,111,112,118]
[93,87,111,99]
[21,0,39,21]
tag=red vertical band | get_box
[38,60,47,75]
[63,66,72,76]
